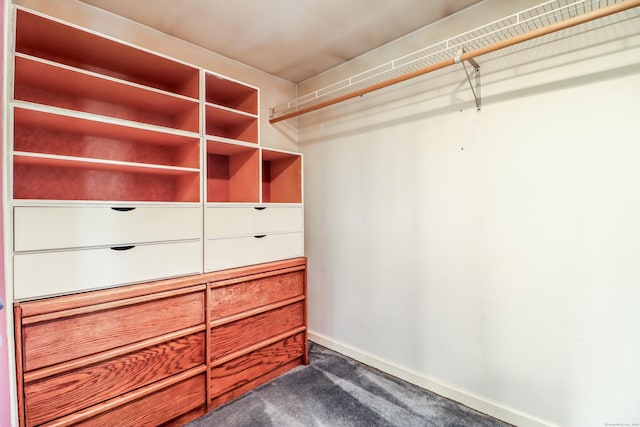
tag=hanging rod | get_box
[269,0,640,123]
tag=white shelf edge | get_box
[205,101,258,119]
[204,134,259,147]
[13,151,200,174]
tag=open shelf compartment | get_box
[13,107,200,169]
[15,9,200,99]
[13,159,200,202]
[205,73,258,115]
[261,149,302,204]
[14,55,200,132]
[207,140,259,203]
[205,105,258,144]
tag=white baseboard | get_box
[308,330,558,427]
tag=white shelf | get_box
[14,151,199,175]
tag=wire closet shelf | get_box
[269,0,639,122]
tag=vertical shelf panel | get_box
[262,150,302,203]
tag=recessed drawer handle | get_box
[111,207,136,212]
[254,207,267,211]
[254,235,267,239]
[110,245,136,251]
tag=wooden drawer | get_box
[22,289,204,371]
[14,240,202,300]
[24,332,205,426]
[210,332,305,399]
[210,302,304,362]
[205,206,302,238]
[209,270,304,321]
[14,205,201,252]
[204,232,302,272]
[71,371,206,427]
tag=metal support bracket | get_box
[456,49,481,112]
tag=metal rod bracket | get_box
[458,49,481,112]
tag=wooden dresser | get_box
[14,258,307,427]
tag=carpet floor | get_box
[186,342,512,427]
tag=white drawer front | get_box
[14,206,201,252]
[254,207,302,234]
[204,232,302,272]
[14,240,202,300]
[205,207,302,238]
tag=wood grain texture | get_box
[71,373,206,427]
[210,302,303,362]
[23,291,204,371]
[24,332,204,425]
[203,258,306,284]
[209,358,302,410]
[210,332,304,398]
[209,270,304,320]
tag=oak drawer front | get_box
[209,270,304,321]
[204,232,302,272]
[205,206,302,238]
[22,291,204,371]
[74,373,206,427]
[210,332,304,398]
[14,240,202,300]
[24,332,205,426]
[210,302,304,361]
[14,206,201,252]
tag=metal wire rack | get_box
[270,0,640,122]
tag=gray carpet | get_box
[186,342,512,427]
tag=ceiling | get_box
[78,0,482,83]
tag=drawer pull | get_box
[254,207,267,211]
[254,235,267,239]
[111,207,136,212]
[110,245,136,251]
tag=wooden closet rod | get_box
[270,0,640,123]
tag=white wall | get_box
[298,2,640,426]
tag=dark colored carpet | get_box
[186,342,512,427]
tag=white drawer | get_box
[205,207,302,238]
[14,206,201,252]
[14,240,202,300]
[204,232,302,272]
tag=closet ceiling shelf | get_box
[269,0,640,123]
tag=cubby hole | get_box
[13,161,200,202]
[14,56,200,132]
[15,9,200,99]
[13,108,200,169]
[207,141,259,203]
[205,73,258,115]
[261,150,302,203]
[205,106,258,144]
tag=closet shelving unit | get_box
[10,7,307,427]
[269,0,640,122]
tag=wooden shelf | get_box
[262,150,302,203]
[14,55,200,132]
[205,105,258,144]
[205,73,258,115]
[15,9,200,98]
[206,141,259,203]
